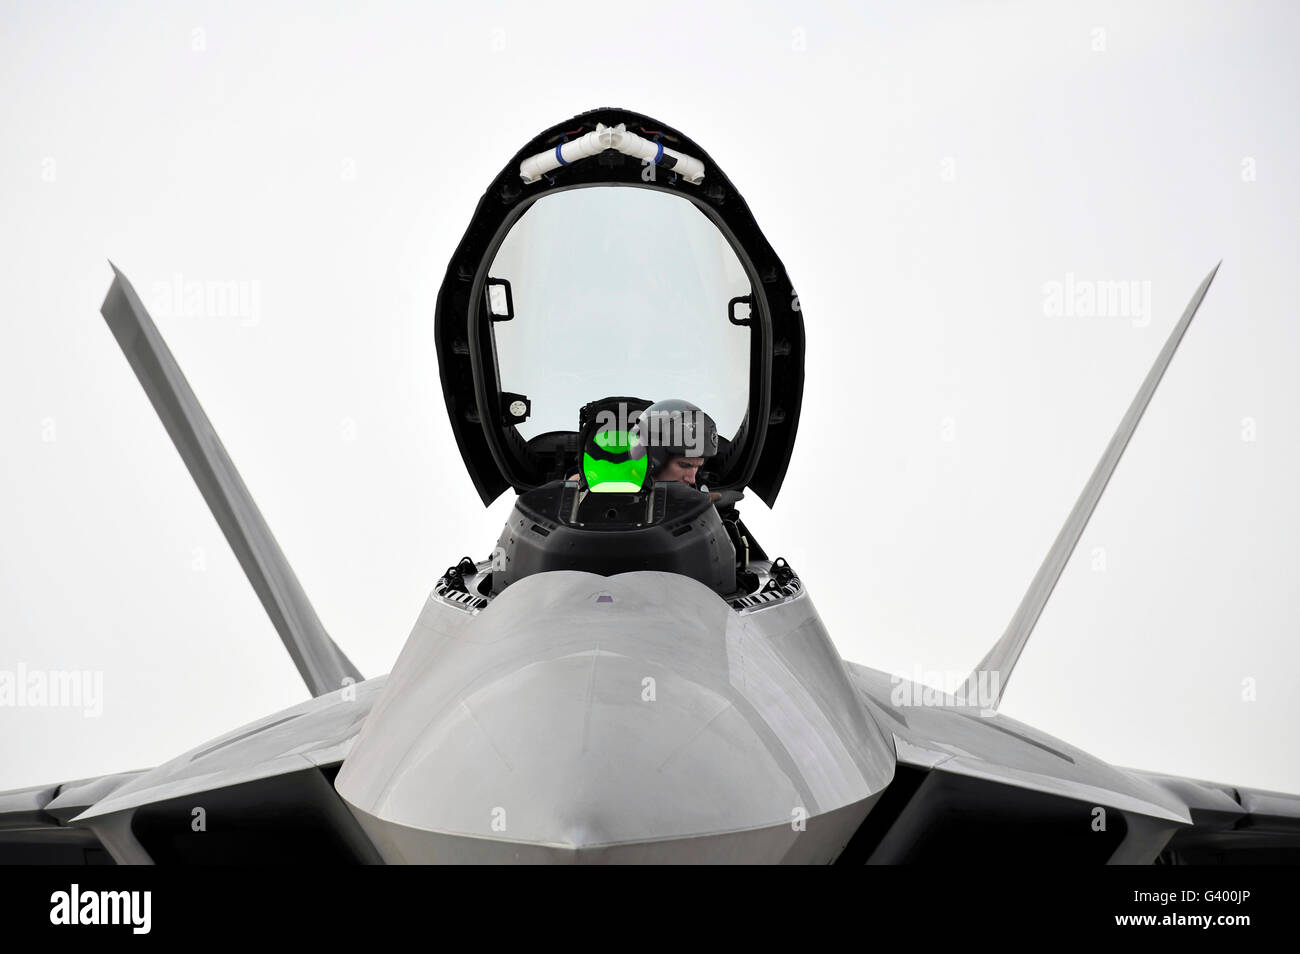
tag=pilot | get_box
[630,399,719,489]
[568,398,719,489]
[655,453,706,486]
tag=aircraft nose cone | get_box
[336,572,893,863]
[396,653,806,861]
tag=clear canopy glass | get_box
[487,186,752,441]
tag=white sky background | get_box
[1,1,1297,796]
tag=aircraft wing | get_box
[842,662,1300,863]
[0,676,388,864]
[833,263,1300,864]
[0,264,390,865]
[1123,768,1300,864]
[0,770,150,864]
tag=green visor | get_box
[582,428,648,493]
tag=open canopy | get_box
[434,108,805,506]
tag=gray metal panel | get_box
[1239,788,1300,829]
[971,264,1221,708]
[337,571,894,862]
[0,783,59,830]
[847,661,1191,824]
[99,264,361,697]
[0,771,147,863]
[350,792,881,864]
[1124,769,1245,825]
[44,770,150,824]
[1131,768,1300,833]
[74,675,387,822]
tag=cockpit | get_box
[485,394,749,599]
[433,110,805,604]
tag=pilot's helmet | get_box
[630,399,719,479]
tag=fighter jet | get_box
[3,108,1297,864]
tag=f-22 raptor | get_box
[3,108,1297,864]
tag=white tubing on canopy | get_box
[614,127,706,184]
[518,124,620,184]
[518,122,706,185]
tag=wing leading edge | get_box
[971,263,1221,709]
[841,663,1300,864]
[0,676,388,864]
